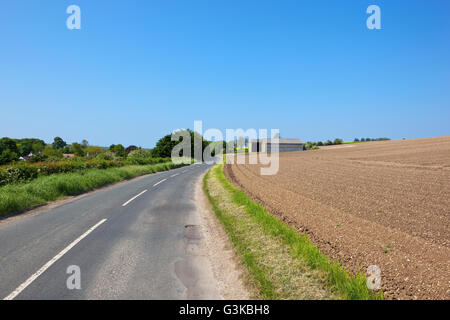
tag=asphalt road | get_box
[0,163,219,300]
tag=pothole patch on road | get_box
[184,225,203,240]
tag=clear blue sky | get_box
[1,0,449,148]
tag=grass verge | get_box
[203,164,383,300]
[0,162,186,218]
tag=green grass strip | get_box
[204,164,384,300]
[0,162,186,218]
[203,169,276,299]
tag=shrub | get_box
[109,144,126,157]
[85,146,104,158]
[96,151,117,161]
[128,149,151,159]
[304,142,315,150]
[124,157,169,165]
[42,145,63,159]
[27,154,48,163]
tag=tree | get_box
[42,145,63,159]
[317,141,323,146]
[0,149,18,165]
[333,138,343,145]
[0,138,19,164]
[81,140,89,148]
[152,130,210,159]
[304,142,314,150]
[85,146,104,157]
[52,137,67,149]
[125,145,138,154]
[354,138,360,142]
[31,142,45,154]
[324,140,333,146]
[0,137,19,155]
[109,144,125,157]
[70,143,85,157]
[62,146,71,154]
[14,138,45,156]
[151,135,177,158]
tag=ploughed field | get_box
[225,137,450,299]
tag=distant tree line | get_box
[0,136,154,165]
[304,137,390,150]
[353,137,390,142]
[304,138,344,150]
[0,130,215,165]
[0,138,46,165]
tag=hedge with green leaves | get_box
[0,157,170,186]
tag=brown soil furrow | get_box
[237,157,450,246]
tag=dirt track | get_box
[224,137,450,299]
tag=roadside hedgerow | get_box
[0,157,171,186]
[0,162,185,217]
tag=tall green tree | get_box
[52,137,67,149]
[0,150,18,165]
[0,137,19,154]
[0,137,19,164]
[152,130,210,159]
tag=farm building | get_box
[249,138,304,153]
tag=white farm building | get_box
[249,138,304,153]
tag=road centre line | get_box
[170,173,180,178]
[153,179,167,187]
[122,190,148,207]
[3,219,107,300]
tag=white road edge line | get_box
[3,218,107,300]
[170,173,180,178]
[122,190,148,207]
[153,179,167,187]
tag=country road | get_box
[0,163,227,300]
